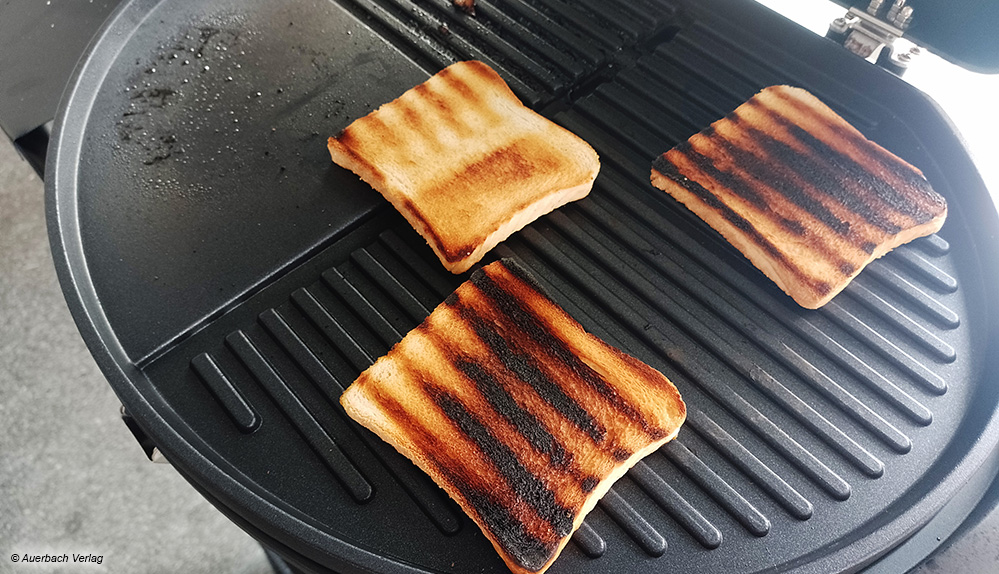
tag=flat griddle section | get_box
[72,0,672,364]
[51,0,999,572]
[135,7,988,574]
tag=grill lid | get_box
[46,0,999,572]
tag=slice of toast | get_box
[340,259,686,574]
[328,61,600,274]
[651,85,947,309]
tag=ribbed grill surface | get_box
[142,2,972,573]
[335,0,677,106]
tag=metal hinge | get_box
[826,0,922,76]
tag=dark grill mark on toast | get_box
[612,448,632,461]
[581,476,599,493]
[690,130,853,237]
[456,359,570,467]
[671,142,808,237]
[375,392,556,572]
[426,384,576,539]
[784,123,921,227]
[729,109,903,235]
[455,301,607,443]
[471,269,670,440]
[463,488,556,571]
[652,155,833,296]
[762,92,944,224]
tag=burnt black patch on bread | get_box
[375,390,557,571]
[471,266,669,440]
[456,359,571,467]
[453,299,607,443]
[427,384,576,539]
[653,155,835,296]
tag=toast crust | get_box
[329,61,600,274]
[651,85,947,309]
[340,260,685,574]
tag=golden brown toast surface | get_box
[651,85,947,309]
[340,259,685,574]
[328,61,599,274]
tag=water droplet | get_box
[226,76,232,82]
[202,65,210,72]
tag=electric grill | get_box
[39,0,999,572]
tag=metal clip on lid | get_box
[826,0,920,76]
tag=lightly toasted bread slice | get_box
[340,259,686,574]
[651,85,947,309]
[328,60,599,274]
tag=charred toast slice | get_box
[328,61,600,274]
[651,85,947,309]
[340,259,686,574]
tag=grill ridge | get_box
[663,441,770,537]
[292,287,377,371]
[322,267,403,346]
[571,522,607,557]
[191,353,261,433]
[686,411,813,520]
[486,0,604,65]
[917,234,950,256]
[822,303,947,394]
[225,330,375,503]
[629,460,725,548]
[891,248,959,293]
[864,264,960,328]
[843,281,956,362]
[599,488,668,556]
[351,248,433,321]
[257,305,464,534]
[378,230,461,299]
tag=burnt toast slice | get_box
[340,259,686,574]
[328,61,600,274]
[651,85,947,309]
